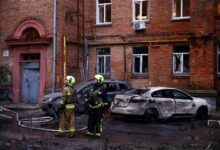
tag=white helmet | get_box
[65,75,75,86]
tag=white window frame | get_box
[132,0,149,22]
[96,49,111,74]
[173,52,189,75]
[133,51,148,74]
[218,45,220,75]
[96,0,112,25]
[172,0,190,20]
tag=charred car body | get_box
[111,87,212,122]
[41,79,132,116]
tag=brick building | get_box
[0,0,219,105]
[0,0,84,103]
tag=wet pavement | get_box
[1,104,220,149]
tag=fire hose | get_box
[0,105,87,132]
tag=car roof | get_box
[43,79,132,98]
[147,86,179,92]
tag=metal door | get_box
[21,62,40,103]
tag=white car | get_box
[111,87,211,122]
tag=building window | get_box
[173,45,189,75]
[218,45,220,75]
[132,47,148,75]
[96,0,111,24]
[97,48,110,74]
[133,0,149,22]
[172,0,190,19]
[21,27,40,40]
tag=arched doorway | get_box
[6,20,52,104]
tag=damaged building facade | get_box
[0,0,220,105]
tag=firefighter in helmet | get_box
[87,74,108,137]
[57,75,77,137]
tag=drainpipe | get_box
[52,0,57,93]
[85,37,89,81]
[63,34,67,87]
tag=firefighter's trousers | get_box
[87,107,103,135]
[58,109,75,132]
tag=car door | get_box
[77,83,94,112]
[151,89,175,118]
[171,89,195,114]
[105,82,117,102]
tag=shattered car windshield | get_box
[128,88,149,95]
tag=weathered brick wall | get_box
[0,0,54,90]
[0,0,81,91]
[84,0,217,91]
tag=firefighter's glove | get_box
[58,104,65,112]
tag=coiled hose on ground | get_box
[0,105,87,132]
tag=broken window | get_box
[97,48,110,74]
[96,0,111,24]
[173,45,189,75]
[218,45,220,75]
[21,27,40,40]
[133,0,149,22]
[20,53,40,61]
[171,90,191,100]
[172,0,190,19]
[133,47,148,74]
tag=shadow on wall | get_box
[0,64,12,101]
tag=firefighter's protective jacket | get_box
[60,85,77,109]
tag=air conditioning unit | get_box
[133,21,146,30]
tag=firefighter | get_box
[86,74,108,137]
[57,75,77,137]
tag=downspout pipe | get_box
[52,0,57,93]
[85,37,89,81]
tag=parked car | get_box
[41,79,132,116]
[111,87,212,122]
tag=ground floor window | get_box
[173,45,189,75]
[218,45,220,75]
[132,47,148,75]
[96,48,110,74]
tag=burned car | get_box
[41,79,132,116]
[111,87,211,122]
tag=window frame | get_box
[132,47,148,75]
[132,0,150,23]
[96,0,112,25]
[172,0,190,20]
[96,48,111,75]
[173,46,190,76]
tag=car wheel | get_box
[196,107,208,120]
[144,108,158,123]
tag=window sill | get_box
[172,74,189,79]
[131,74,149,79]
[171,17,190,22]
[95,23,112,27]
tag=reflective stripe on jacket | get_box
[65,104,76,109]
